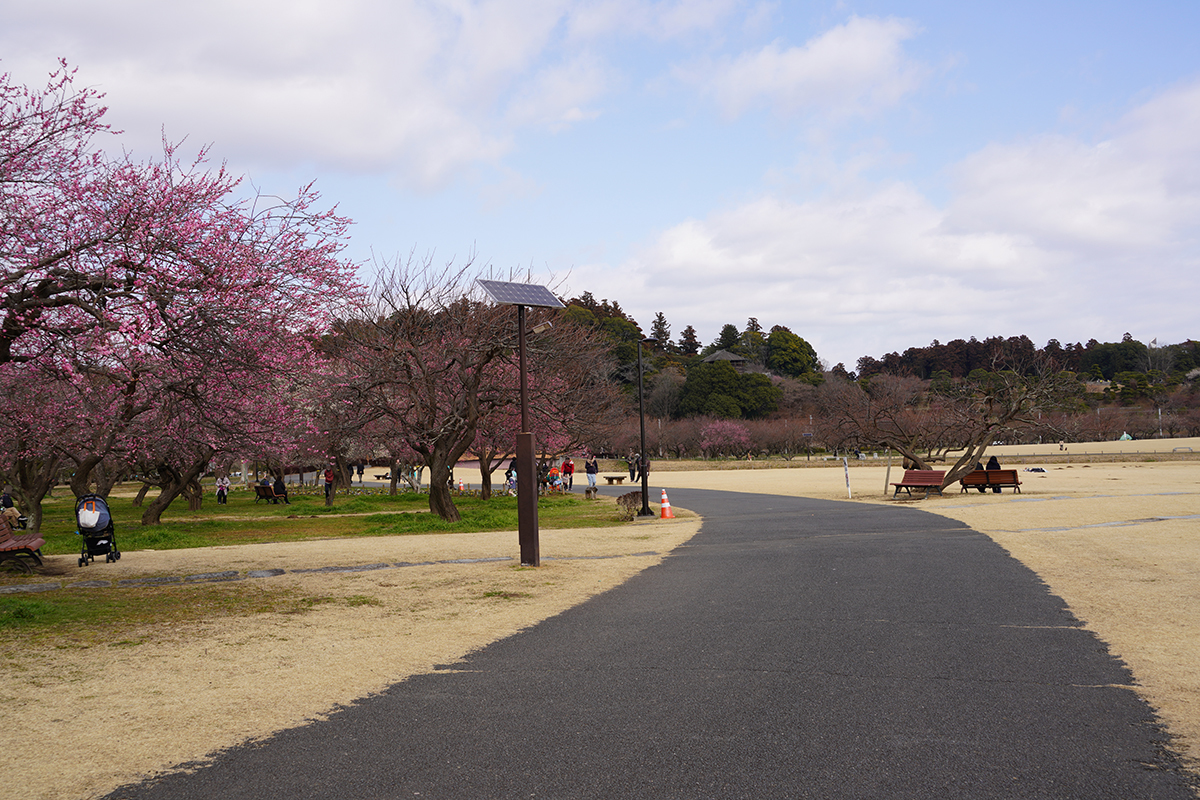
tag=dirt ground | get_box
[3,457,1199,799]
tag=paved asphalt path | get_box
[104,489,1195,799]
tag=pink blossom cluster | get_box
[1,63,363,527]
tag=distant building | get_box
[702,349,748,371]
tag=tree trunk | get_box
[183,478,203,511]
[4,456,59,535]
[884,440,931,471]
[141,452,212,525]
[140,471,177,525]
[477,447,507,502]
[943,429,999,486]
[334,455,352,489]
[92,460,124,498]
[428,480,461,521]
[132,483,152,506]
[69,454,105,498]
[426,449,461,522]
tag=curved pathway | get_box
[103,489,1195,799]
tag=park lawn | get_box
[0,582,346,647]
[1,487,631,641]
[26,486,628,557]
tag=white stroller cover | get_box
[78,498,111,530]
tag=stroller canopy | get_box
[76,495,113,533]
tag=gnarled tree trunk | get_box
[140,449,213,525]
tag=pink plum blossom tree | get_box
[0,62,361,527]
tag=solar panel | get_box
[477,280,565,309]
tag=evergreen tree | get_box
[765,329,818,378]
[650,312,672,349]
[678,325,701,356]
[714,324,740,351]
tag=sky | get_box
[3,0,1199,370]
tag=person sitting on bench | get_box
[986,455,1002,494]
[273,476,291,504]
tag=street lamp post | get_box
[637,337,657,516]
[477,280,565,566]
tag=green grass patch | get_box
[481,590,531,600]
[26,486,623,558]
[0,583,336,646]
[364,494,619,536]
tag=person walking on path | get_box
[215,475,230,505]
[986,455,1002,493]
[636,454,649,483]
[584,454,598,490]
[627,453,637,482]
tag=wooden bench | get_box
[959,469,1022,493]
[604,475,626,485]
[253,484,289,504]
[0,515,45,574]
[891,469,946,498]
[374,473,391,481]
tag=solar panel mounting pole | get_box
[516,303,538,566]
[476,280,565,568]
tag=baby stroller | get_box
[76,494,120,567]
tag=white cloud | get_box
[0,0,593,186]
[698,15,928,120]
[505,53,610,130]
[0,0,758,188]
[581,79,1200,368]
[565,0,742,41]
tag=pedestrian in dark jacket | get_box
[986,455,1002,493]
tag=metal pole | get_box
[516,305,539,565]
[518,306,529,432]
[637,341,653,516]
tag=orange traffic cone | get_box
[457,478,464,492]
[660,489,675,519]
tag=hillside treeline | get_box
[558,296,1199,459]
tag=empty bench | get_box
[959,469,1022,493]
[604,475,626,485]
[891,469,946,498]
